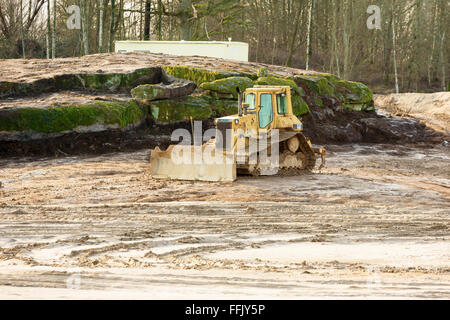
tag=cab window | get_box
[245,93,255,110]
[259,93,273,128]
[277,94,288,114]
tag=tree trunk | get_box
[99,0,104,52]
[180,0,192,40]
[140,0,143,40]
[118,0,124,39]
[80,0,89,55]
[109,0,116,52]
[20,0,26,58]
[383,4,393,85]
[331,2,340,77]
[392,2,399,93]
[46,0,51,59]
[52,0,56,58]
[157,0,162,40]
[144,0,151,40]
[440,32,446,91]
[305,0,313,70]
[285,4,301,67]
[342,0,350,79]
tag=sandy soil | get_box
[374,92,450,136]
[0,143,448,299]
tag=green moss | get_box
[163,65,230,85]
[257,67,269,77]
[312,97,322,108]
[0,100,146,133]
[76,68,156,92]
[200,77,254,98]
[343,103,374,112]
[335,80,373,104]
[291,96,310,116]
[147,94,239,123]
[149,96,213,122]
[204,96,238,117]
[306,72,341,82]
[131,84,166,101]
[81,74,123,91]
[294,75,335,97]
[121,68,155,86]
[163,65,257,85]
[56,70,158,92]
[255,76,305,96]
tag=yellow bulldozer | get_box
[149,85,326,182]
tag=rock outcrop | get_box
[0,52,374,143]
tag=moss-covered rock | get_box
[147,94,238,123]
[132,85,166,101]
[0,68,159,99]
[0,100,146,133]
[163,65,257,86]
[307,72,341,83]
[293,73,373,111]
[149,96,212,122]
[69,68,158,92]
[255,76,305,96]
[200,77,255,99]
[131,82,196,101]
[335,80,373,104]
[291,95,310,116]
[163,65,230,86]
[294,75,336,97]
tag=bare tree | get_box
[99,0,104,52]
[46,0,50,58]
[109,0,116,52]
[52,0,56,58]
[20,0,26,58]
[305,0,313,70]
[144,0,150,40]
[80,0,89,55]
[392,1,399,94]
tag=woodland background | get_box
[0,0,448,92]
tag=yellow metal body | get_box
[214,86,303,150]
[150,86,320,182]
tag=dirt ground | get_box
[0,142,448,299]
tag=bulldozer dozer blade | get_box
[150,145,237,182]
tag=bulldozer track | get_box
[237,133,318,176]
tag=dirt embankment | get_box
[0,53,447,158]
[0,105,442,158]
[374,92,450,137]
[0,104,444,158]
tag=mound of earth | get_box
[0,52,445,157]
[374,92,450,137]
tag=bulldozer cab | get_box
[240,86,300,134]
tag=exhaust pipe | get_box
[237,87,243,117]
